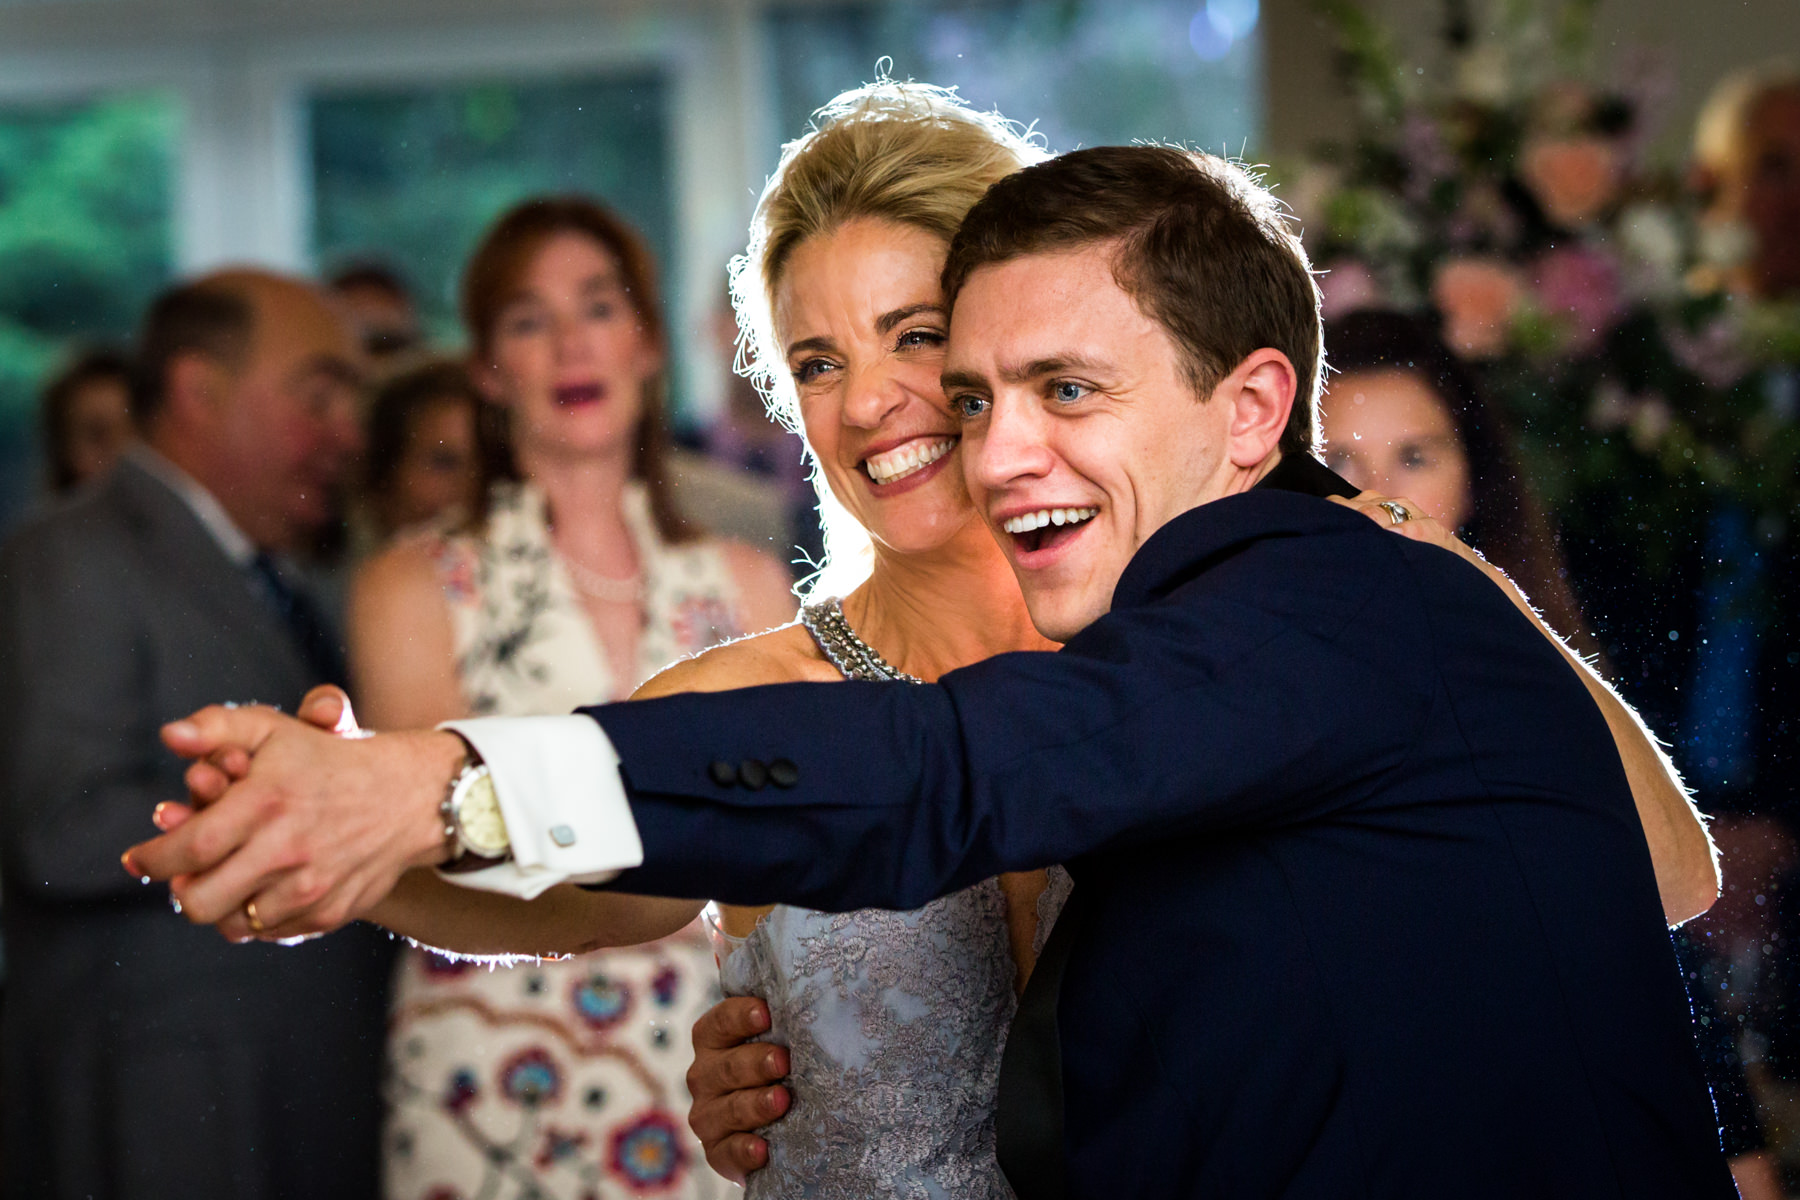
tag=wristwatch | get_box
[439,742,511,872]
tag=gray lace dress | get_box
[705,599,1071,1200]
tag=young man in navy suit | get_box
[131,146,1731,1198]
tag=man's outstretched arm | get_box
[128,564,1427,934]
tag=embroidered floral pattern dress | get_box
[704,600,1071,1200]
[384,482,751,1200]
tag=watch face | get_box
[456,770,510,858]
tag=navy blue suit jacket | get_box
[585,478,1733,1198]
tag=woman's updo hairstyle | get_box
[730,77,1046,597]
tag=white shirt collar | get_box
[129,445,258,567]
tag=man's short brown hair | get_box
[942,145,1322,455]
[130,278,256,429]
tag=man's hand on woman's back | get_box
[687,995,792,1182]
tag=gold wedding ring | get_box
[245,899,266,935]
[1376,500,1411,525]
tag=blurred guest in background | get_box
[328,258,425,361]
[1684,59,1800,1195]
[675,283,824,577]
[1320,310,1591,657]
[0,269,393,1198]
[663,439,795,566]
[359,358,482,543]
[348,196,793,1200]
[1693,62,1800,301]
[39,346,135,494]
[1320,308,1782,1198]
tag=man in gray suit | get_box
[0,270,394,1198]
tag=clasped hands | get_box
[122,685,467,942]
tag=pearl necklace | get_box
[561,554,644,605]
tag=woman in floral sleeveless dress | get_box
[347,197,794,1200]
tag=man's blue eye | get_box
[954,395,989,419]
[1053,382,1087,404]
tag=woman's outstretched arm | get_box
[340,541,705,957]
[365,869,703,960]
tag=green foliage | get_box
[309,72,673,349]
[0,92,177,432]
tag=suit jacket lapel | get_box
[108,459,316,691]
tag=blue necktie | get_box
[247,552,346,686]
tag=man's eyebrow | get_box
[581,271,625,295]
[874,302,945,335]
[998,354,1110,384]
[940,369,989,394]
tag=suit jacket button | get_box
[738,759,770,790]
[769,759,799,788]
[708,760,738,788]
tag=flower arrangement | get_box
[1293,0,1800,572]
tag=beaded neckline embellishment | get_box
[799,599,923,684]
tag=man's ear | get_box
[1217,348,1295,469]
[163,352,231,427]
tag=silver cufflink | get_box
[549,825,577,847]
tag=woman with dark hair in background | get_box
[1319,307,1778,1200]
[348,195,795,1200]
[359,358,482,542]
[39,347,135,494]
[1320,309,1591,657]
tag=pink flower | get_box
[1318,258,1384,320]
[1534,245,1624,353]
[1666,315,1753,389]
[1432,257,1527,358]
[1519,136,1620,227]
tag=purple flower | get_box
[1400,113,1455,202]
[1318,258,1386,320]
[1534,245,1624,353]
[1667,316,1754,389]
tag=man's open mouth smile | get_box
[1001,506,1099,554]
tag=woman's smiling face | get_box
[774,218,982,556]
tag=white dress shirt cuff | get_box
[435,715,643,901]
